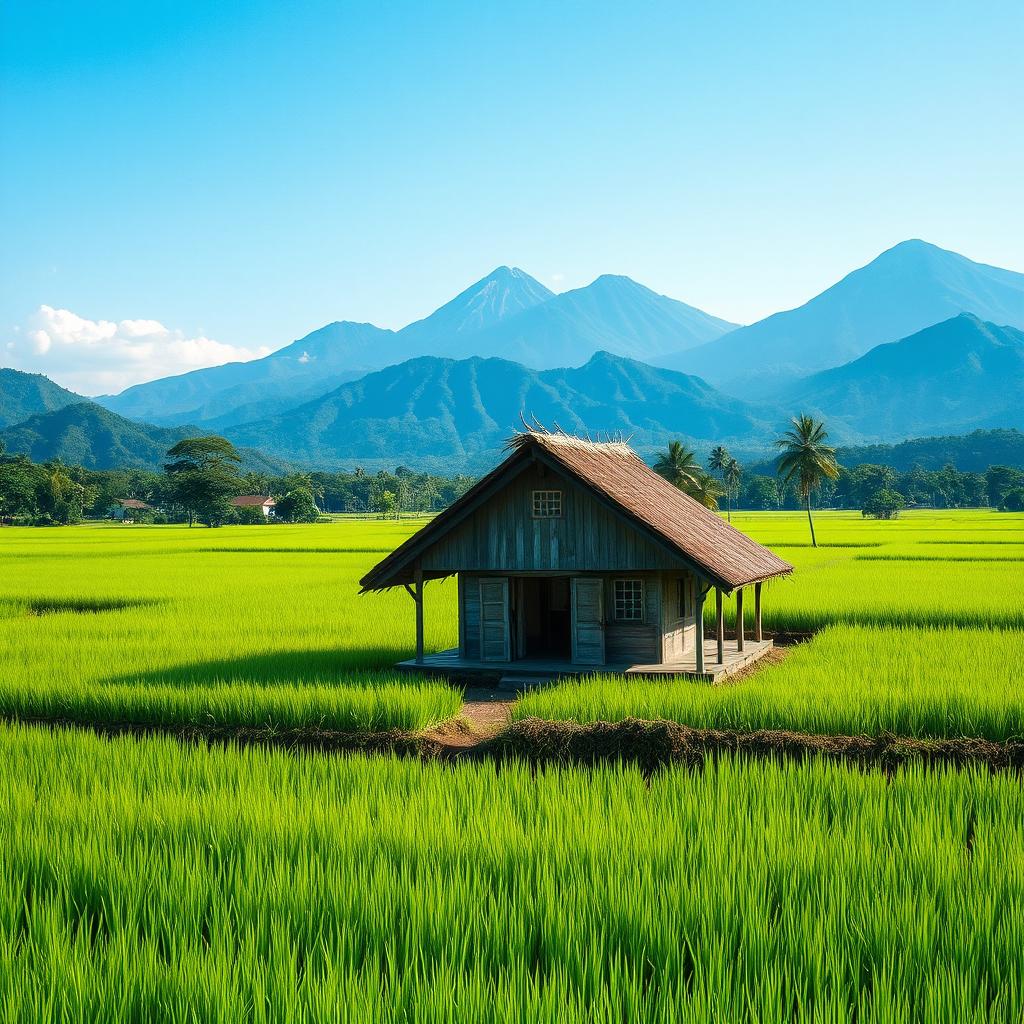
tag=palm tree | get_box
[708,445,737,520]
[775,414,841,547]
[687,471,726,511]
[654,441,703,492]
[723,457,742,522]
[708,445,731,478]
[655,442,725,510]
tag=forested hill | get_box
[835,429,1024,472]
[779,314,1024,439]
[226,350,771,473]
[0,368,84,429]
[0,401,287,474]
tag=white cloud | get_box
[30,330,52,354]
[4,305,271,395]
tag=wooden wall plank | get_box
[422,468,687,574]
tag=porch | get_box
[397,637,774,685]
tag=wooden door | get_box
[479,577,510,662]
[459,576,481,660]
[571,577,605,665]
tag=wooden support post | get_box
[414,565,424,665]
[695,585,707,674]
[754,582,763,642]
[736,587,744,652]
[715,588,725,664]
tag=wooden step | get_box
[497,674,553,691]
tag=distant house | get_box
[361,430,793,681]
[231,495,277,517]
[110,498,154,522]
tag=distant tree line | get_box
[828,428,1024,474]
[238,463,477,517]
[0,435,475,526]
[0,445,91,525]
[734,462,1024,513]
[3,427,1023,530]
[654,417,1024,546]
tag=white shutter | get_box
[460,577,482,660]
[571,577,605,665]
[479,577,510,662]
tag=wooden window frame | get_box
[613,578,644,621]
[531,489,563,519]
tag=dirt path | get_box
[422,646,797,753]
[422,687,514,752]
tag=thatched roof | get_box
[360,431,792,591]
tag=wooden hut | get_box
[110,498,154,522]
[360,431,793,681]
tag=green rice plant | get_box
[718,558,1024,632]
[1,511,1022,732]
[0,522,461,731]
[854,553,1024,562]
[698,510,1024,631]
[0,723,1022,1022]
[0,672,458,731]
[515,625,1024,740]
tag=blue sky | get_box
[2,0,1023,393]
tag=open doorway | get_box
[516,576,571,659]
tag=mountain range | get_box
[427,273,737,367]
[221,309,1024,468]
[226,351,770,473]
[0,353,769,473]
[663,240,1024,395]
[98,320,395,428]
[781,314,1024,438]
[96,267,737,428]
[4,239,1024,473]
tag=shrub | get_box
[276,487,319,523]
[233,504,269,525]
[862,487,905,519]
[1000,488,1024,512]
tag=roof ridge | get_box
[505,426,635,457]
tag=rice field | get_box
[0,510,1020,735]
[1,511,1023,1019]
[517,510,1024,736]
[515,625,1024,739]
[2,723,1022,1023]
[0,523,460,731]
[724,510,1024,632]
